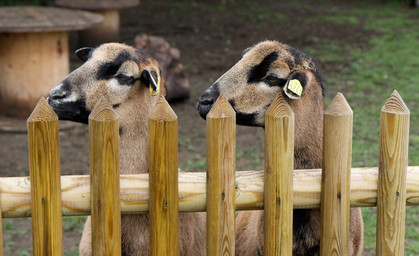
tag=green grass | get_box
[303,2,419,254]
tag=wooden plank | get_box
[27,98,63,256]
[89,97,121,255]
[1,167,419,217]
[149,97,179,256]
[0,7,103,32]
[206,95,236,256]
[376,91,409,255]
[320,93,353,256]
[56,0,139,11]
[264,94,294,255]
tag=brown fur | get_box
[48,43,206,256]
[197,41,363,255]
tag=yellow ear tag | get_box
[288,79,303,96]
[149,75,160,96]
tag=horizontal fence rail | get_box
[0,90,415,256]
[1,166,419,218]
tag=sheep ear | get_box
[283,71,307,100]
[141,69,160,96]
[75,47,94,62]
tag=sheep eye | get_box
[115,74,136,85]
[263,75,287,87]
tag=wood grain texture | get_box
[321,93,353,256]
[264,94,294,255]
[206,95,236,256]
[2,167,419,217]
[88,98,121,255]
[79,10,120,46]
[376,91,410,255]
[0,7,103,32]
[149,97,179,256]
[56,0,139,11]
[27,98,63,256]
[0,32,69,117]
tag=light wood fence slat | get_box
[149,96,179,256]
[321,93,353,256]
[264,94,294,255]
[377,91,410,255]
[89,97,121,255]
[1,167,419,217]
[0,191,2,256]
[27,98,63,256]
[206,95,236,256]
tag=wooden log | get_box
[0,32,69,117]
[321,93,353,256]
[1,167,419,218]
[376,91,409,255]
[27,98,63,256]
[88,97,121,255]
[264,94,294,255]
[79,10,119,46]
[206,95,236,256]
[149,97,179,256]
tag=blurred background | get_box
[0,0,418,255]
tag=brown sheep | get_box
[197,40,363,256]
[48,43,206,256]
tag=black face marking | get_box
[115,74,139,86]
[135,48,147,59]
[285,46,325,96]
[263,74,287,87]
[48,98,90,124]
[112,103,121,109]
[247,52,279,83]
[229,100,261,127]
[97,51,134,80]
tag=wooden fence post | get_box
[206,95,236,256]
[264,94,294,255]
[89,97,121,255]
[377,91,409,255]
[321,93,353,256]
[149,96,179,256]
[27,98,63,256]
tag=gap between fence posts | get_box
[27,98,63,256]
[149,96,179,256]
[264,94,294,255]
[320,93,353,256]
[88,97,121,255]
[377,91,409,255]
[206,95,236,256]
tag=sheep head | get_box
[48,43,164,123]
[197,40,324,127]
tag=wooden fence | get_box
[0,91,418,255]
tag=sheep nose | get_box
[49,83,69,101]
[197,84,220,119]
[198,90,215,106]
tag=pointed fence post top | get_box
[381,90,410,115]
[89,97,118,121]
[324,92,352,116]
[207,95,235,119]
[150,96,177,121]
[266,93,294,118]
[27,97,58,122]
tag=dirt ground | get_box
[0,0,394,254]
